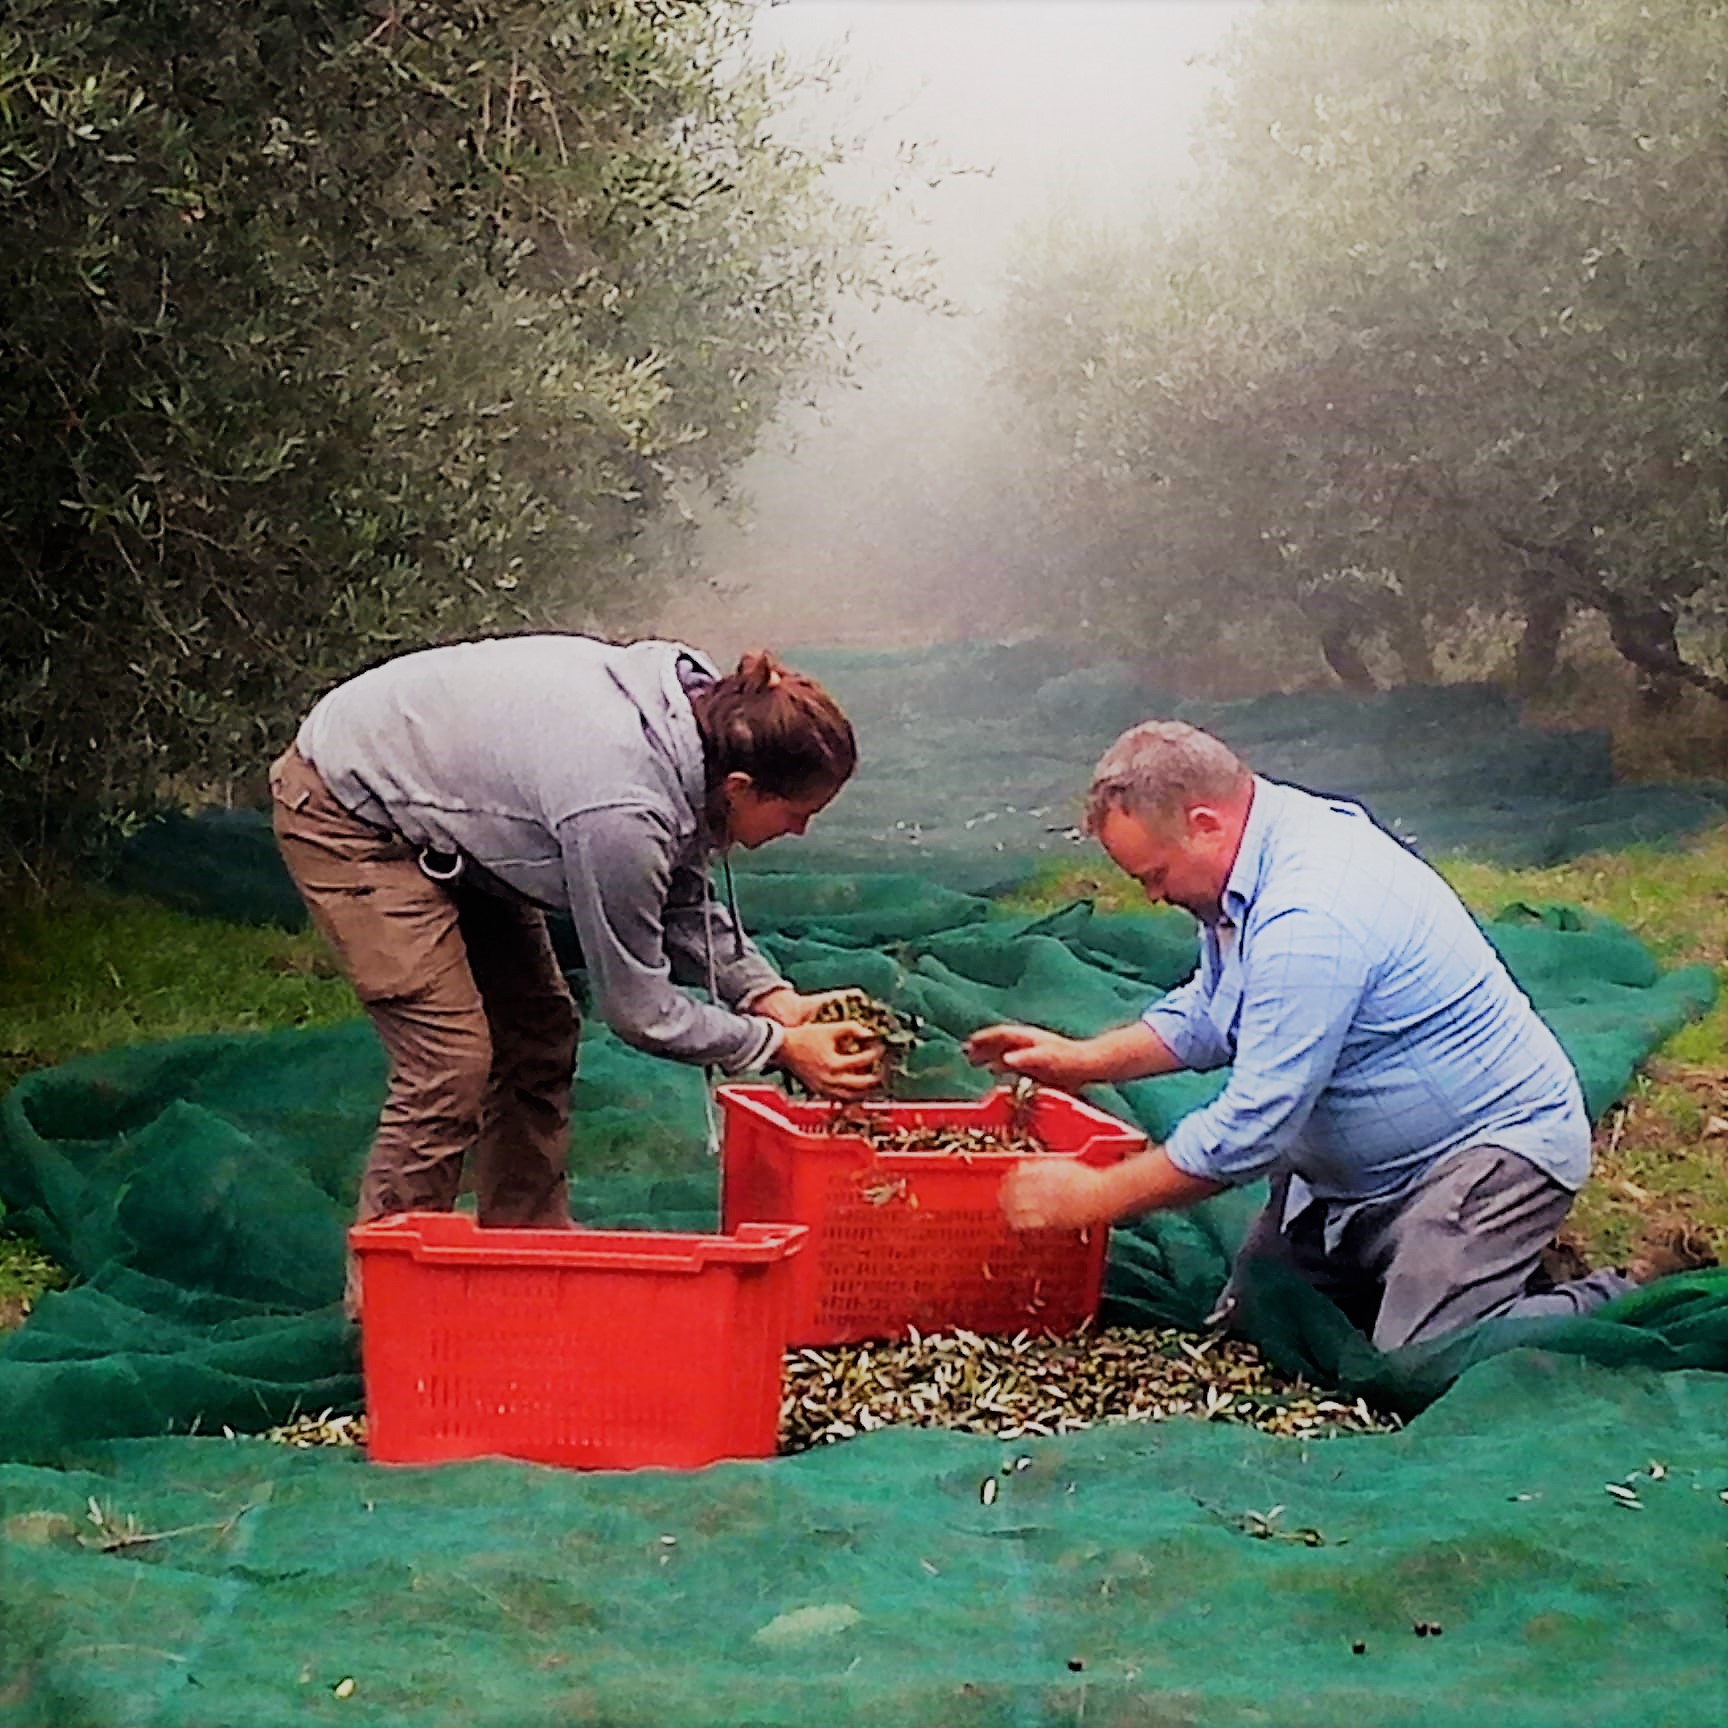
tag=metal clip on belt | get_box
[417,847,465,884]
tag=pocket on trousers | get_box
[1438,1153,1507,1231]
[268,752,313,812]
[308,865,463,1004]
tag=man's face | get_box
[722,775,840,849]
[1095,804,1233,921]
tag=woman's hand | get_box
[964,1023,1096,1090]
[749,986,859,1028]
[776,1021,884,1098]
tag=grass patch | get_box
[0,1234,68,1330]
[1008,826,1728,1265]
[1438,831,1728,980]
[0,884,359,1097]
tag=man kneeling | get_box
[966,720,1637,1351]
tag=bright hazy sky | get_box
[754,0,1259,298]
[666,1,1264,647]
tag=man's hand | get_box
[1000,1158,1114,1232]
[968,1020,1183,1089]
[749,986,857,1028]
[1003,1146,1223,1233]
[777,1021,883,1098]
[964,1023,1096,1089]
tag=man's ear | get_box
[1186,803,1227,842]
[722,771,756,801]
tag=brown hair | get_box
[691,650,857,802]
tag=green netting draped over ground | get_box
[110,646,1728,921]
[2,883,1720,1463]
[777,644,1728,881]
[3,1355,1725,1728]
[12,645,1728,1724]
[4,881,1727,1723]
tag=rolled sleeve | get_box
[735,1017,787,1075]
[1162,908,1370,1186]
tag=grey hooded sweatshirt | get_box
[296,635,788,1074]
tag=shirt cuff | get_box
[720,1016,785,1077]
[1161,1119,1223,1183]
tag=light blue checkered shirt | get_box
[1145,778,1590,1219]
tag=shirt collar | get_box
[1218,775,1277,927]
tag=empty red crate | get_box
[350,1212,807,1470]
[718,1085,1147,1346]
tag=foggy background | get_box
[658,0,1258,657]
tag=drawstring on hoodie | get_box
[700,855,759,1158]
[722,854,745,962]
[701,883,723,1160]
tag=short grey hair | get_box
[1084,721,1250,834]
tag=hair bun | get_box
[736,649,784,693]
[691,649,856,801]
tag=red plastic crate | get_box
[718,1085,1147,1346]
[350,1212,808,1470]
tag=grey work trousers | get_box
[1225,1146,1634,1351]
[270,745,579,1238]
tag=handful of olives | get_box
[807,990,921,1092]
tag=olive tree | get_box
[0,0,924,860]
[1000,0,1727,700]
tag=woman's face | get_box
[721,774,841,849]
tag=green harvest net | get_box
[7,646,1728,1724]
[766,647,1728,888]
[109,647,1728,921]
[3,886,1726,1725]
[3,1356,1724,1728]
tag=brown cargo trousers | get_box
[270,746,579,1268]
